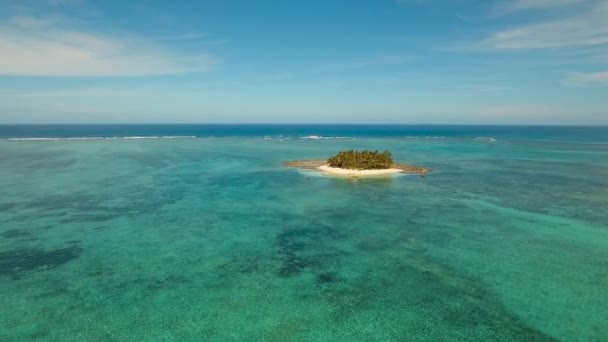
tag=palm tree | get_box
[327,150,393,170]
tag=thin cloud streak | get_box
[510,0,587,10]
[563,71,608,85]
[0,16,214,76]
[482,1,608,49]
[156,33,209,41]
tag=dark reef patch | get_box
[319,249,558,341]
[26,181,187,223]
[25,193,100,211]
[0,202,18,212]
[33,286,70,299]
[0,245,82,279]
[146,275,192,291]
[276,225,343,278]
[276,228,321,277]
[60,213,122,223]
[2,229,35,239]
[317,272,337,284]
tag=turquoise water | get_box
[1,126,607,341]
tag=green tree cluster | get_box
[327,150,394,170]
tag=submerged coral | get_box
[0,246,82,279]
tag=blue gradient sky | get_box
[0,0,607,124]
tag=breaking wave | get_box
[264,135,353,141]
[474,137,498,142]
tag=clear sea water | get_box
[0,125,607,341]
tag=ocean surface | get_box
[0,125,607,341]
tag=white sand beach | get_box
[317,165,403,177]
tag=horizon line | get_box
[1,123,607,127]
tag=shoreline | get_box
[284,159,430,177]
[317,165,403,177]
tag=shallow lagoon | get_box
[1,129,607,341]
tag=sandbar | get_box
[284,159,430,178]
[317,165,403,177]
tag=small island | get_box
[285,150,430,178]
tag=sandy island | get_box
[284,159,430,178]
[318,165,404,177]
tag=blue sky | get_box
[0,0,606,124]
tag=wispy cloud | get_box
[156,32,209,41]
[11,15,61,28]
[0,16,214,76]
[490,0,591,16]
[482,1,608,49]
[563,71,608,85]
[509,0,587,10]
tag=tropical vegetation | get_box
[327,150,394,170]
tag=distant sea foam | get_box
[263,135,353,141]
[2,136,197,141]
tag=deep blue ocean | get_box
[0,124,607,142]
[1,125,607,341]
